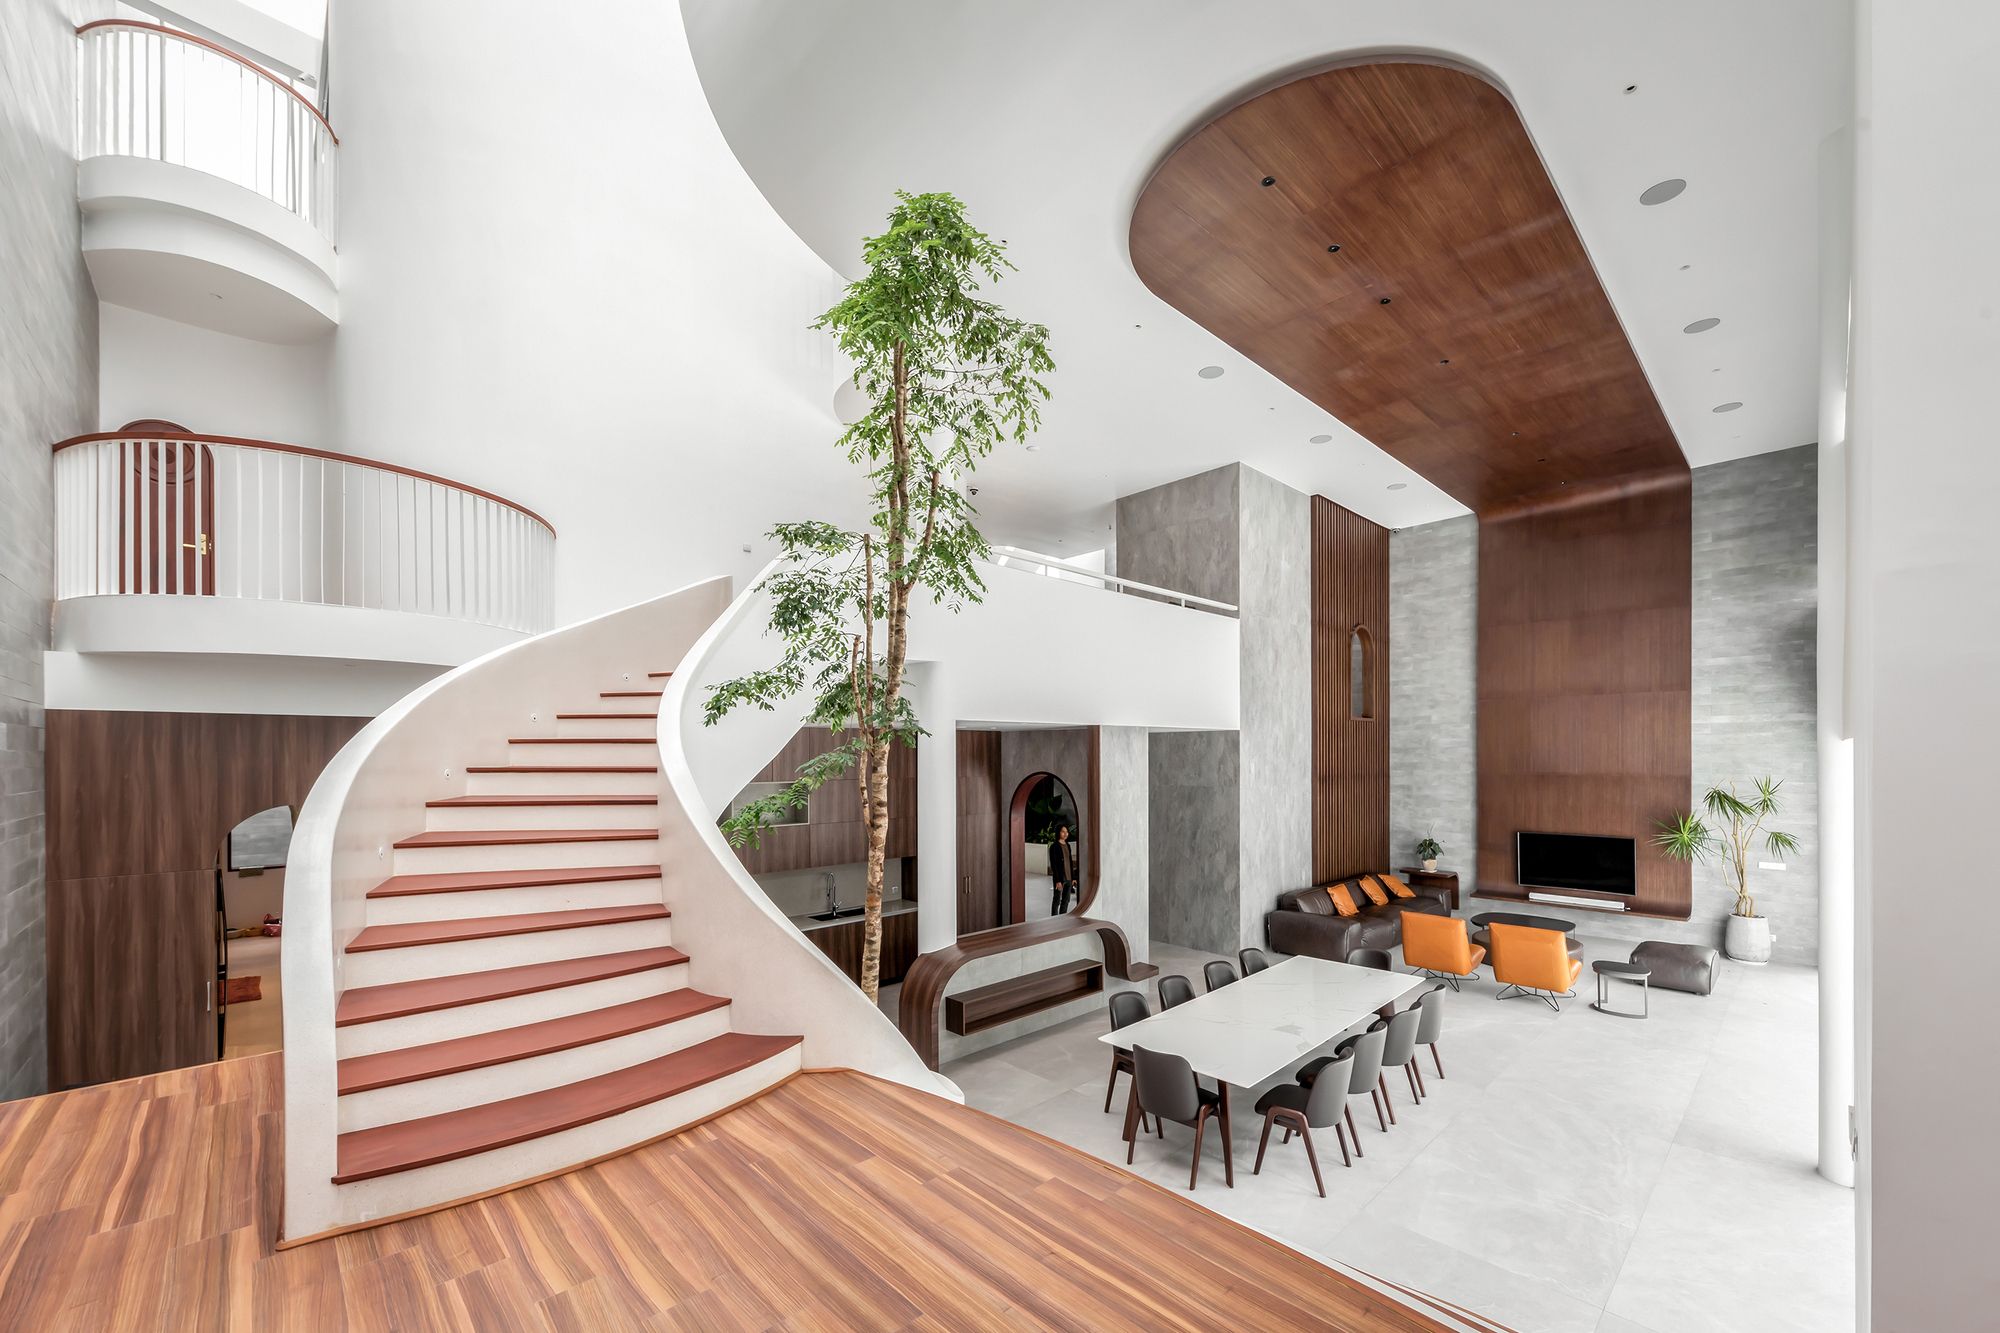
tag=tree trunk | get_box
[860,735,891,1003]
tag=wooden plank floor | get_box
[0,1054,1450,1331]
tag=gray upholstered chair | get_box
[1127,1045,1233,1190]
[1238,947,1272,975]
[1158,973,1196,1010]
[1413,983,1448,1080]
[1378,1006,1426,1113]
[1104,991,1161,1135]
[1299,1020,1388,1150]
[1203,960,1238,992]
[1348,947,1392,971]
[1253,1048,1355,1196]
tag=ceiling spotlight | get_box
[1624,84,1638,94]
[1260,175,1276,187]
[1198,365,1224,379]
[1712,401,1743,413]
[1387,483,1408,491]
[1026,443,1042,450]
[1640,179,1688,206]
[1379,297,1392,306]
[1678,264,1691,271]
[1309,434,1332,444]
[1326,244,1341,253]
[1438,358,1450,365]
[1537,457,1548,463]
[1683,317,1721,334]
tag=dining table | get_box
[1098,955,1423,1185]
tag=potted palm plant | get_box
[1654,778,1800,963]
[1415,833,1443,874]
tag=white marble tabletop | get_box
[1097,956,1421,1088]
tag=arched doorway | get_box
[216,805,294,1059]
[1009,771,1082,922]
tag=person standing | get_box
[1048,822,1078,915]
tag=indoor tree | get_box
[1653,778,1801,920]
[703,191,1053,1002]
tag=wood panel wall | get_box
[955,730,1003,935]
[1311,496,1391,883]
[45,709,365,1088]
[1476,477,1694,917]
[731,727,916,875]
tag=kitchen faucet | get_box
[823,872,839,915]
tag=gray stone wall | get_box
[1387,449,1820,962]
[1234,466,1312,948]
[1113,464,1239,609]
[1388,516,1478,881]
[0,0,98,1100]
[1094,726,1149,964]
[1147,730,1240,954]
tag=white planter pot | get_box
[1421,859,1438,873]
[1724,913,1772,964]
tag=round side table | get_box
[1590,960,1651,1019]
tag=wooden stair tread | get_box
[368,866,662,898]
[347,904,668,953]
[333,1032,801,1183]
[600,690,664,698]
[647,671,674,678]
[426,794,658,808]
[554,712,655,720]
[336,990,730,1094]
[393,828,657,848]
[336,947,687,1026]
[509,736,654,745]
[463,764,657,774]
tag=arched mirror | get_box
[1350,624,1376,720]
[216,804,293,1059]
[1010,771,1081,921]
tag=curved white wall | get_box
[324,0,864,624]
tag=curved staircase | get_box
[322,671,801,1196]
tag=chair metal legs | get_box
[1497,983,1566,1011]
[1411,967,1463,992]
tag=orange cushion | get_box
[1380,873,1416,900]
[1327,883,1360,917]
[1358,875,1389,907]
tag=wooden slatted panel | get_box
[1311,495,1392,883]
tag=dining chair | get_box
[1128,1045,1233,1190]
[1238,947,1272,975]
[1104,991,1161,1135]
[1413,983,1448,1079]
[1203,960,1239,992]
[1348,947,1392,970]
[1253,1048,1355,1196]
[1378,1006,1426,1112]
[1298,1020,1387,1151]
[1158,973,1196,1010]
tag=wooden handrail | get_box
[52,430,553,535]
[76,18,339,145]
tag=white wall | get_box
[324,0,863,624]
[99,302,330,442]
[1851,1,2000,1324]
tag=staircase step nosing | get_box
[334,947,688,1027]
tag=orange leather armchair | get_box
[1400,912,1485,991]
[1488,922,1584,1011]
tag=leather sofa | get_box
[1265,873,1452,963]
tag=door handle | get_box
[205,980,213,1012]
[181,534,210,555]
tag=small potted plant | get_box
[1654,778,1800,963]
[1415,834,1443,874]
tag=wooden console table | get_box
[1399,866,1461,911]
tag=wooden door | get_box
[118,440,216,594]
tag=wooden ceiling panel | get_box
[1132,60,1686,513]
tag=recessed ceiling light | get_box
[1679,264,1691,271]
[1198,365,1224,379]
[1537,457,1548,463]
[1683,317,1721,334]
[1438,358,1450,365]
[1309,434,1332,444]
[1379,297,1392,306]
[1624,84,1638,94]
[1640,179,1687,206]
[1712,402,1743,413]
[1026,443,1042,450]
[1260,176,1275,187]
[1387,483,1408,491]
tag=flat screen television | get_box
[1516,831,1636,896]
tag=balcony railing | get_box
[52,431,555,635]
[989,545,1238,614]
[77,19,338,239]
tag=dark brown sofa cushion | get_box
[1265,873,1452,963]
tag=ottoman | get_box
[1630,941,1719,996]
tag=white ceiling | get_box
[680,1,1850,552]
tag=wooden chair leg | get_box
[1282,1125,1293,1144]
[1371,1087,1389,1131]
[1105,1057,1120,1113]
[1219,1090,1234,1188]
[1346,1102,1363,1156]
[1431,1042,1445,1078]
[1253,1111,1276,1174]
[1300,1123,1325,1198]
[1335,1121,1352,1168]
[1189,1107,1208,1190]
[1379,1073,1398,1125]
[1411,1060,1427,1099]
[1124,1082,1141,1164]
[1405,1063,1422,1101]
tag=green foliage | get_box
[1653,778,1799,918]
[1025,780,1074,846]
[701,191,1053,975]
[1415,835,1443,861]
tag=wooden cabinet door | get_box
[48,871,217,1088]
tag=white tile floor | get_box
[934,934,1854,1333]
